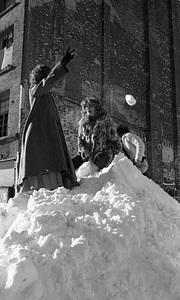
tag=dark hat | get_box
[117,125,130,136]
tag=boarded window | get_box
[0,91,9,137]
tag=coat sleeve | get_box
[30,62,68,97]
[92,117,121,156]
[105,119,121,155]
[91,119,107,153]
[127,133,145,162]
[78,124,92,159]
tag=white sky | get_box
[0,153,180,300]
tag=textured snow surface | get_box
[0,154,180,300]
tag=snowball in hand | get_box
[125,94,136,106]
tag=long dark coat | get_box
[18,62,76,186]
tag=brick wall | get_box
[7,0,180,190]
[170,0,180,194]
[0,0,25,159]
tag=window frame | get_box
[0,26,14,50]
[0,0,15,14]
[0,1,18,18]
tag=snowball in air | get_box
[125,94,136,106]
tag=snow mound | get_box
[0,154,180,300]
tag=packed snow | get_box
[0,153,180,300]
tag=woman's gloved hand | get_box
[81,150,93,161]
[61,47,76,67]
[134,159,142,168]
[93,152,110,170]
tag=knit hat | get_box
[117,125,130,136]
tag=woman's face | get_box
[86,105,96,117]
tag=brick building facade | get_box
[0,0,180,199]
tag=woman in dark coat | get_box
[18,48,78,193]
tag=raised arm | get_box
[31,47,75,98]
[128,133,145,162]
[30,63,67,97]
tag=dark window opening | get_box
[0,91,9,137]
[0,27,14,50]
[2,30,13,48]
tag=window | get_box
[0,27,14,50]
[0,27,13,70]
[2,30,13,49]
[0,0,15,13]
[0,91,9,137]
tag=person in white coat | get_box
[117,125,148,174]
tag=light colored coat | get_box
[122,132,148,173]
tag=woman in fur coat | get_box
[73,97,121,170]
[18,48,78,193]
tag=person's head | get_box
[81,97,103,118]
[29,64,51,87]
[117,125,130,137]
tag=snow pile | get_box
[0,154,180,300]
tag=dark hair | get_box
[117,125,130,136]
[29,64,51,87]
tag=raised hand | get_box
[61,47,76,66]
